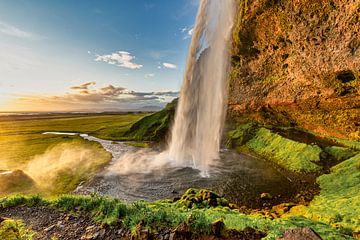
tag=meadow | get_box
[0,113,148,195]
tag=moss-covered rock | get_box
[227,124,324,173]
[123,99,177,141]
[0,218,35,240]
[226,122,258,147]
[246,128,323,173]
[0,170,37,195]
[177,188,231,209]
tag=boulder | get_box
[278,227,322,240]
[0,170,36,194]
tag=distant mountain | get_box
[137,105,163,112]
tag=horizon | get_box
[0,0,198,112]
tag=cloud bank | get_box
[11,82,178,112]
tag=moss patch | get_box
[287,154,360,233]
[227,124,323,173]
[324,146,357,161]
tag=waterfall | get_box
[167,0,236,176]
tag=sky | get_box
[0,0,198,112]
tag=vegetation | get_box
[286,153,360,233]
[0,218,35,240]
[0,113,147,196]
[123,99,177,141]
[0,189,356,239]
[227,124,324,172]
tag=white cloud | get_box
[162,62,177,69]
[95,51,143,69]
[0,21,36,39]
[145,73,155,78]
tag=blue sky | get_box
[0,0,198,111]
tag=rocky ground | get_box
[0,206,266,240]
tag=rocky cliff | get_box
[228,0,359,141]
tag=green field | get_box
[0,113,148,195]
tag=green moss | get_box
[226,123,258,147]
[177,188,230,209]
[0,219,35,240]
[289,154,360,233]
[123,99,177,141]
[324,146,357,161]
[246,128,323,172]
[331,137,360,151]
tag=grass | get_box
[0,192,355,239]
[0,218,35,240]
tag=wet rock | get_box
[211,218,225,237]
[44,225,56,232]
[271,203,296,216]
[260,193,272,200]
[169,223,192,240]
[81,225,102,240]
[278,227,322,240]
[353,232,360,239]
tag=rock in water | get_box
[0,170,36,194]
[278,227,322,240]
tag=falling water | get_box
[167,0,236,176]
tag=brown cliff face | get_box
[228,0,360,140]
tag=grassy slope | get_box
[123,100,176,141]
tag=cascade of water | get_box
[167,0,236,176]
